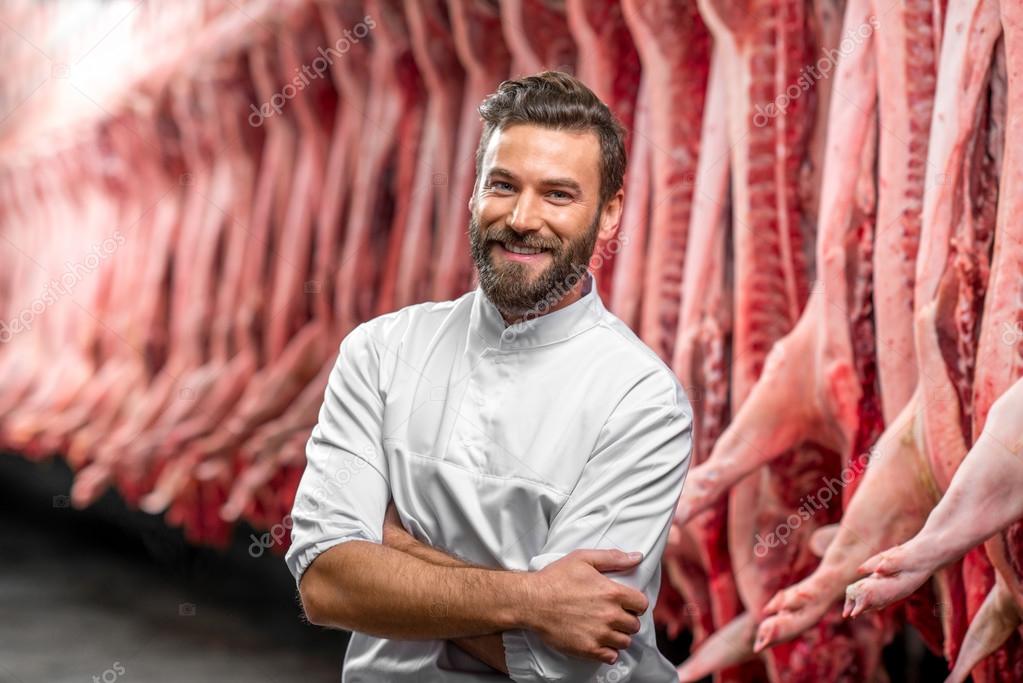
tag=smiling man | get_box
[286,71,693,682]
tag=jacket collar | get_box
[468,270,604,352]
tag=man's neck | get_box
[498,272,592,326]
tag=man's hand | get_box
[524,549,647,665]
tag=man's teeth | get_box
[504,243,544,255]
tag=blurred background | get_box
[0,0,992,681]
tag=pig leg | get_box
[676,612,758,683]
[754,394,938,649]
[945,577,1021,683]
[844,377,1023,617]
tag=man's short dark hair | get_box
[475,71,627,207]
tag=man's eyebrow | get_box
[487,167,583,193]
[541,177,583,192]
[487,167,518,180]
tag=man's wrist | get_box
[499,570,538,632]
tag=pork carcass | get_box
[676,0,889,679]
[429,0,509,302]
[565,0,641,300]
[499,0,575,77]
[755,0,1005,670]
[846,5,1023,679]
[623,0,710,365]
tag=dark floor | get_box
[0,453,345,683]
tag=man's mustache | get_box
[483,226,560,253]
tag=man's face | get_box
[469,124,617,318]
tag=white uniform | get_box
[286,272,692,682]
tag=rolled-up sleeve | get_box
[285,323,390,588]
[502,369,693,682]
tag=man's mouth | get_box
[492,240,552,263]
[503,243,545,255]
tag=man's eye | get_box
[490,181,514,192]
[549,190,572,200]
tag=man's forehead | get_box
[481,124,601,184]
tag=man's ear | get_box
[598,189,625,243]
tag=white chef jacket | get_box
[285,271,692,682]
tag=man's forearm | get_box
[386,527,487,569]
[384,524,510,673]
[300,540,532,642]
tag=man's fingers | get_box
[596,647,619,665]
[579,548,644,573]
[600,630,632,651]
[619,587,649,615]
[611,613,642,635]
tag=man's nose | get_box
[507,190,543,233]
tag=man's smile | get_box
[490,240,553,265]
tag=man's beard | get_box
[469,210,600,318]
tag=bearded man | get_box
[286,71,693,682]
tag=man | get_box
[285,71,693,682]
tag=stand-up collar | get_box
[468,271,605,352]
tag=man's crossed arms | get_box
[298,499,648,674]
